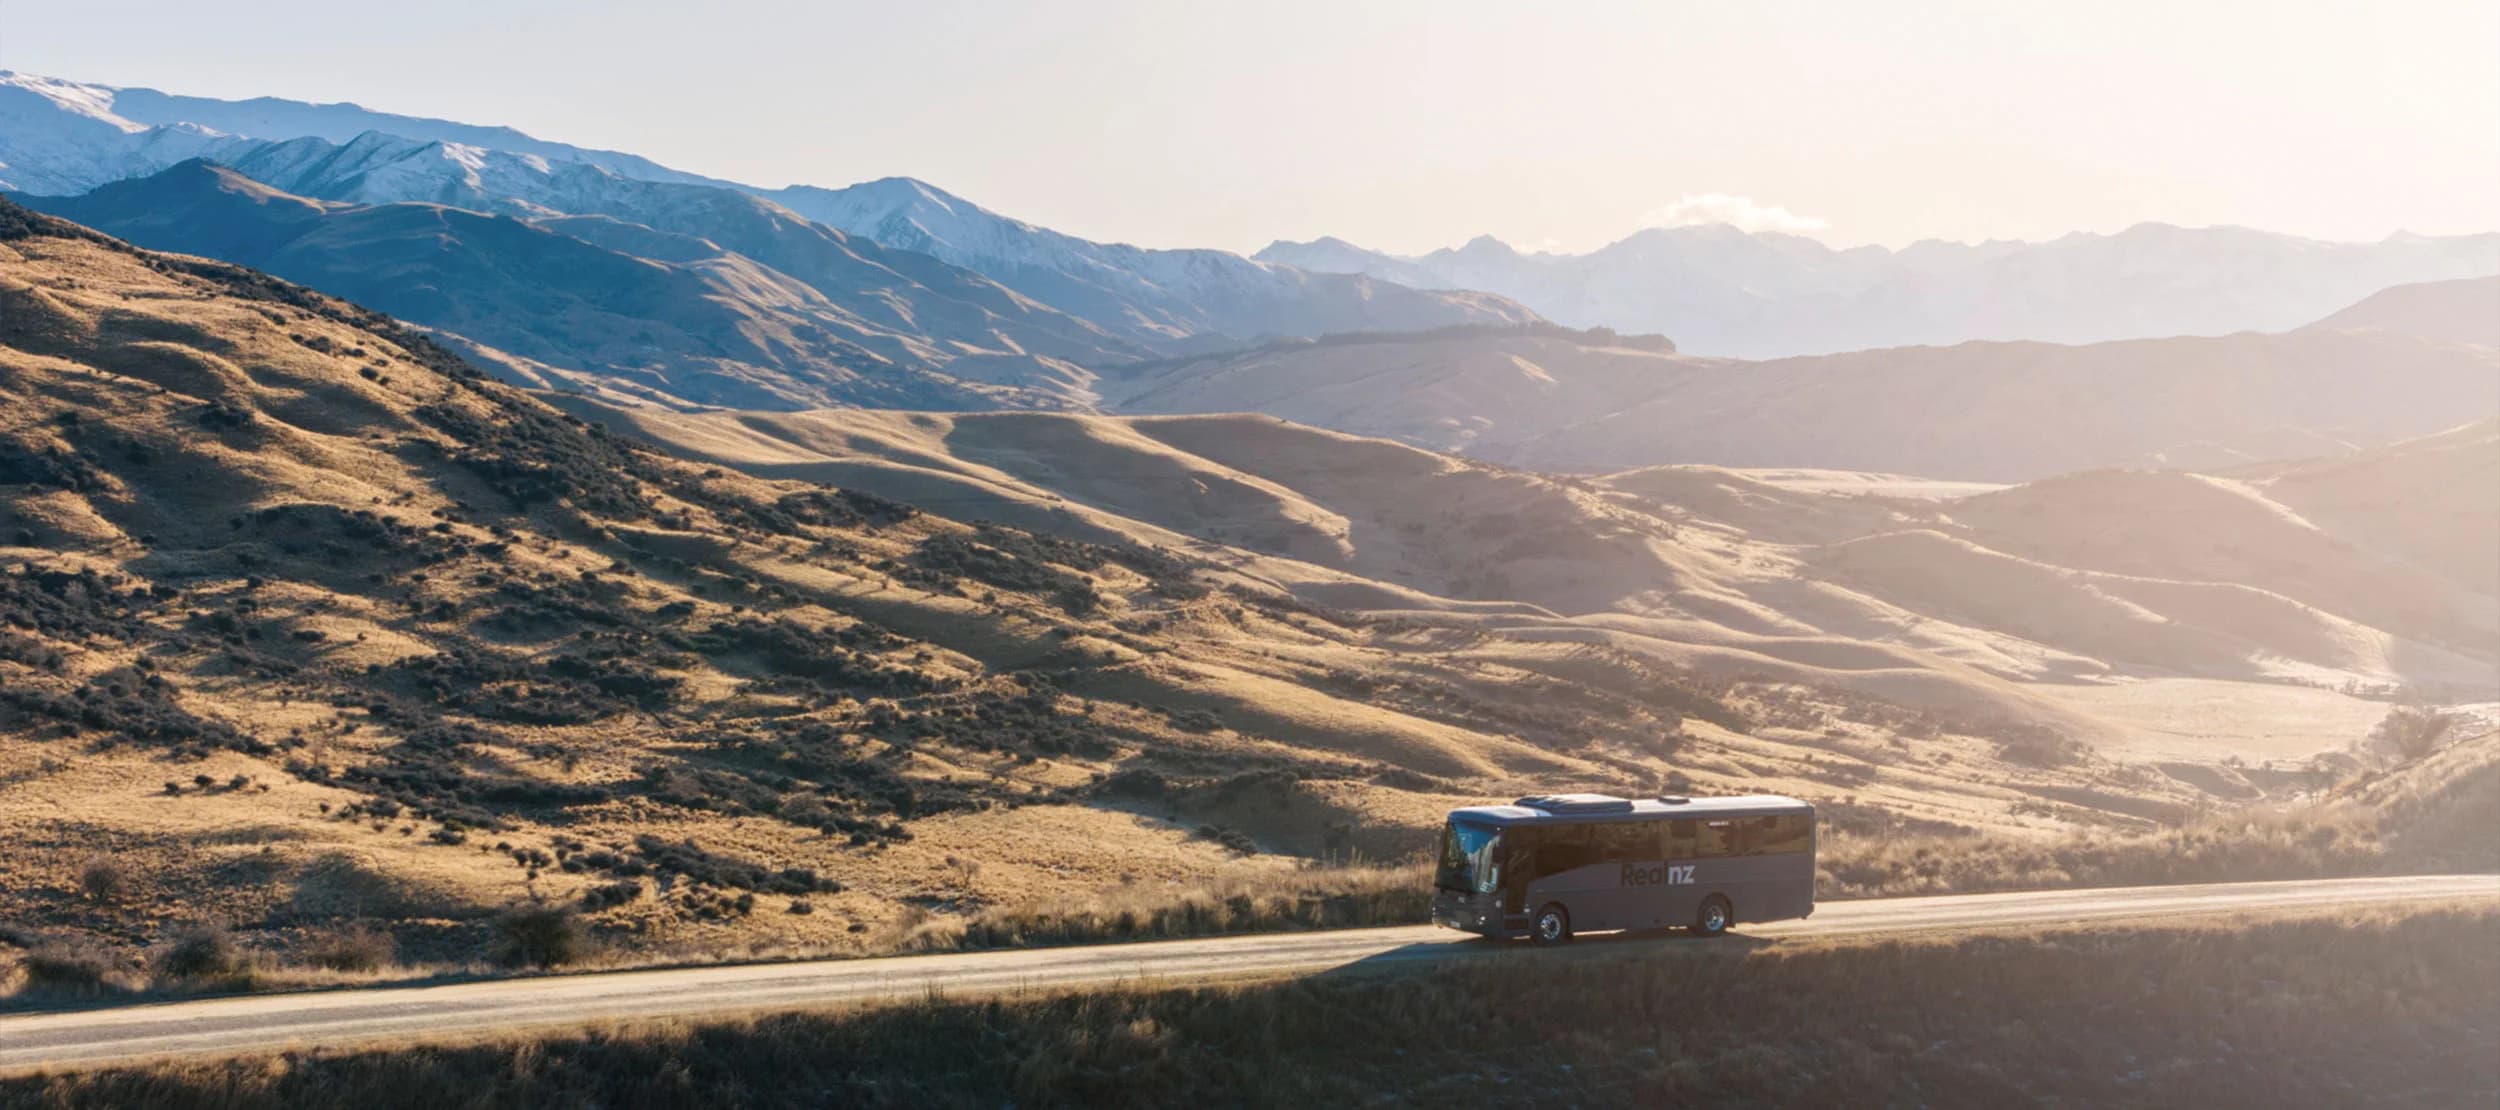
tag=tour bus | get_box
[1432,793,1815,944]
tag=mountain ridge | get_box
[23,160,1124,411]
[0,72,1538,353]
[2302,275,2500,348]
[1258,222,2500,358]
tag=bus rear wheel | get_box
[1531,903,1573,946]
[1692,895,1732,937]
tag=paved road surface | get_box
[2,873,2490,1073]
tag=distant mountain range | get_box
[1258,224,2500,358]
[14,69,2497,370]
[5,68,2494,483]
[0,70,1534,364]
[767,177,1537,349]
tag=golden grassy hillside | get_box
[582,404,2499,768]
[6,203,2295,976]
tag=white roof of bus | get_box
[1449,794,1811,825]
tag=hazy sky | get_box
[6,0,2495,254]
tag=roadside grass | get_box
[1,777,2480,1009]
[890,860,1432,952]
[7,905,2492,1108]
[5,737,2487,1007]
[1819,734,2500,898]
[0,862,1436,1010]
[1816,804,2385,898]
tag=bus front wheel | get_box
[1693,895,1732,937]
[1531,903,1573,946]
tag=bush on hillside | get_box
[490,906,586,969]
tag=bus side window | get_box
[1596,821,1656,863]
[1538,824,1595,875]
[1761,814,1813,855]
[1666,819,1698,857]
[1699,819,1737,859]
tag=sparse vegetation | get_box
[490,906,587,969]
[14,942,129,1000]
[75,857,126,903]
[895,863,1430,952]
[1,194,2492,1008]
[8,908,2488,1107]
[2370,705,2460,761]
[153,926,256,990]
[298,922,396,973]
[1820,808,2375,898]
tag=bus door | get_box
[1661,818,1704,920]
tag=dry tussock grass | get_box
[1818,805,2382,898]
[3,198,2491,1018]
[891,860,1432,952]
[8,905,2490,1108]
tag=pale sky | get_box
[5,0,2495,254]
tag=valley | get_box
[0,200,2491,1001]
[0,58,2492,1093]
[0,0,2492,1099]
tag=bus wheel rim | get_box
[1704,903,1725,930]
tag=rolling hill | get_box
[574,403,2500,772]
[7,200,2260,969]
[2302,275,2499,347]
[1097,327,2500,481]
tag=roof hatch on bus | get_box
[1512,794,1636,815]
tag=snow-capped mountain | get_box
[1259,223,2500,358]
[0,71,256,195]
[769,178,1537,347]
[26,159,1127,411]
[0,71,1535,353]
[0,70,732,194]
[183,134,1149,369]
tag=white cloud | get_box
[1638,193,1830,235]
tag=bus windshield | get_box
[1435,820,1500,893]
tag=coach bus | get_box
[1432,793,1815,944]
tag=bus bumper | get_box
[1431,890,1504,936]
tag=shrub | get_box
[1193,825,1259,856]
[581,881,643,911]
[491,906,586,968]
[78,856,127,902]
[155,925,252,984]
[19,942,126,997]
[300,923,395,973]
[1097,767,1171,799]
[2372,706,2459,761]
[1167,708,1223,734]
[1994,724,2085,768]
